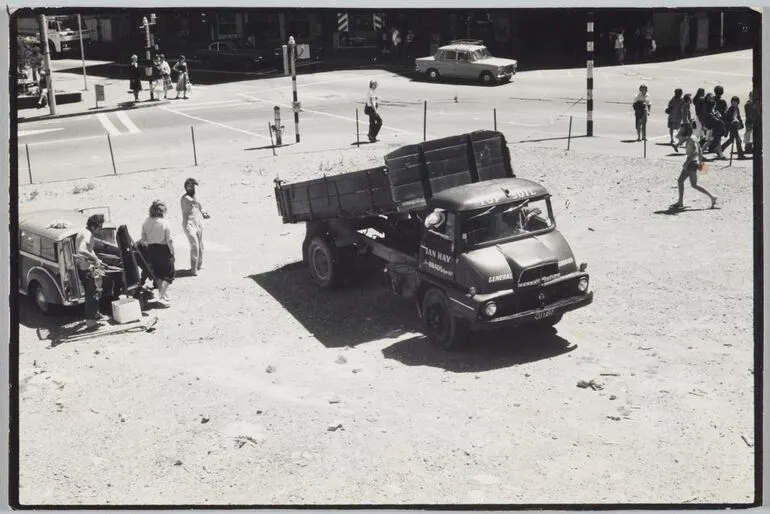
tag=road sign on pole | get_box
[95,83,105,108]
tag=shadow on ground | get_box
[249,260,420,348]
[381,326,576,373]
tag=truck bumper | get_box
[470,291,593,330]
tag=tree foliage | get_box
[17,36,43,73]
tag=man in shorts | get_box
[672,122,718,210]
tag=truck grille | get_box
[518,263,559,286]
[495,279,576,316]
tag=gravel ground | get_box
[16,139,756,505]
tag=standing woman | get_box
[174,55,190,100]
[674,93,693,151]
[129,54,142,102]
[365,80,382,143]
[633,83,651,141]
[180,178,209,275]
[692,88,706,142]
[141,200,175,304]
[666,88,684,144]
[744,90,756,153]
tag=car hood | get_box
[479,57,518,66]
[454,231,577,293]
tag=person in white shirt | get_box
[160,54,172,99]
[180,178,209,275]
[614,29,625,65]
[365,80,382,142]
[633,84,651,141]
[141,200,175,304]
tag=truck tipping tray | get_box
[275,130,515,224]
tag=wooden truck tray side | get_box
[275,130,515,224]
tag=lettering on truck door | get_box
[420,212,456,280]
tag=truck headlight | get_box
[578,277,589,293]
[483,301,498,317]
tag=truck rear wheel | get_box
[307,236,347,289]
[421,287,468,351]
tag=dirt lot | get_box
[17,139,756,505]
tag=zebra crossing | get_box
[96,111,141,136]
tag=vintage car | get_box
[192,40,282,71]
[415,39,518,85]
[18,208,145,314]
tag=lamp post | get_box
[77,14,88,91]
[141,14,157,100]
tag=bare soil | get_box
[17,142,756,505]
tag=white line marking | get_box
[160,106,270,140]
[641,65,751,78]
[173,99,246,108]
[96,113,121,136]
[239,73,391,95]
[19,134,107,147]
[238,92,414,136]
[171,100,253,112]
[115,111,140,134]
[18,128,64,137]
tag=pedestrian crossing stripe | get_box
[337,12,349,32]
[373,13,383,30]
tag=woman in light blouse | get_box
[141,200,175,304]
[180,178,209,275]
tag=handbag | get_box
[364,104,373,115]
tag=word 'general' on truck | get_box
[274,130,594,350]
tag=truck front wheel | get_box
[421,288,468,351]
[307,236,347,289]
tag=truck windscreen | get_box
[460,197,554,247]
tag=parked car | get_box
[415,39,518,85]
[192,40,281,71]
[18,208,144,314]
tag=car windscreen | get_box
[460,197,554,247]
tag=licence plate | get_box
[534,308,555,320]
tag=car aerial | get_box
[18,207,144,314]
[415,39,518,85]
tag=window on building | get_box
[217,13,238,39]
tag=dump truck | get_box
[274,130,593,350]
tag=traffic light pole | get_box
[143,16,154,101]
[37,14,56,115]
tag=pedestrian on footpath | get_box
[160,54,172,99]
[701,93,726,159]
[720,95,746,159]
[180,178,209,276]
[151,55,164,100]
[75,214,109,328]
[174,55,190,100]
[692,87,706,142]
[36,70,48,109]
[666,88,684,144]
[744,90,757,153]
[632,83,651,141]
[671,122,718,211]
[365,80,382,142]
[614,29,625,65]
[141,200,175,305]
[129,54,142,102]
[673,93,693,151]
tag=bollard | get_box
[273,106,283,146]
[423,100,427,142]
[25,144,33,184]
[494,108,497,132]
[191,126,198,166]
[567,116,573,151]
[729,139,735,166]
[107,134,116,174]
[356,108,360,147]
[268,122,276,156]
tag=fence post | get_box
[25,144,33,184]
[268,122,276,157]
[494,108,497,132]
[356,108,361,147]
[423,100,427,142]
[190,126,198,166]
[107,134,116,174]
[567,116,573,151]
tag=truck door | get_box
[419,211,456,281]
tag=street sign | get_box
[292,101,301,113]
[95,84,105,102]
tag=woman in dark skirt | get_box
[129,54,142,102]
[140,200,175,305]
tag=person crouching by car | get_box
[180,178,209,275]
[141,200,175,305]
[75,214,109,328]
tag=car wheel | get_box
[307,236,349,289]
[426,68,440,81]
[480,71,495,85]
[30,282,51,315]
[421,288,469,351]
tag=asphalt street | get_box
[17,50,753,184]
